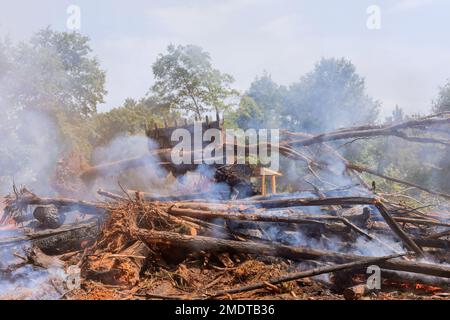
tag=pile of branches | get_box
[1,113,450,300]
[1,186,450,300]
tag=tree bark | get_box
[134,229,450,278]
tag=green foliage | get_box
[227,96,263,129]
[246,72,286,128]
[89,98,179,148]
[151,44,238,118]
[284,58,380,132]
[433,80,450,113]
[1,27,106,117]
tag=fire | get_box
[383,279,444,294]
[414,283,443,293]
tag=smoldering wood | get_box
[373,202,424,255]
[413,238,450,249]
[128,190,229,202]
[169,197,423,254]
[134,229,450,278]
[97,189,128,202]
[343,284,373,300]
[24,247,65,269]
[85,240,152,285]
[33,205,65,229]
[0,222,100,254]
[393,217,450,228]
[168,207,335,226]
[4,188,105,216]
[208,253,404,298]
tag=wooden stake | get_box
[261,174,266,196]
[271,176,277,194]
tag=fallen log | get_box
[393,217,450,228]
[343,284,372,300]
[0,222,98,247]
[231,196,377,209]
[374,202,424,255]
[208,253,404,298]
[173,197,423,254]
[283,114,450,147]
[168,207,332,226]
[133,229,450,278]
[4,188,104,216]
[413,238,450,249]
[348,163,450,200]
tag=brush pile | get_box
[1,185,450,300]
[1,113,450,300]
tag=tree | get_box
[246,72,286,128]
[432,81,450,191]
[151,44,238,118]
[432,80,450,113]
[0,29,106,191]
[89,98,178,148]
[284,58,380,133]
[2,27,106,117]
[228,96,264,129]
[385,105,405,124]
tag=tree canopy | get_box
[1,28,106,118]
[151,44,238,118]
[433,80,450,113]
[284,58,380,132]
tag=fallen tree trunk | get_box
[374,202,424,255]
[0,222,98,247]
[4,188,104,216]
[231,196,377,209]
[172,197,422,254]
[347,163,450,200]
[343,284,372,300]
[0,222,100,255]
[133,229,450,278]
[169,207,333,226]
[413,238,450,249]
[394,217,450,228]
[282,114,450,147]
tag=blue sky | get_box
[0,0,449,117]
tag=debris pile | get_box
[1,113,450,300]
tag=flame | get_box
[414,283,443,293]
[384,279,443,294]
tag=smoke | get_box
[91,134,230,198]
[0,49,65,299]
[0,109,61,194]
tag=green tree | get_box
[2,28,106,117]
[432,80,450,191]
[246,72,286,128]
[227,96,264,129]
[89,98,178,148]
[284,58,380,132]
[433,80,450,113]
[151,44,238,118]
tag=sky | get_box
[0,0,449,117]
